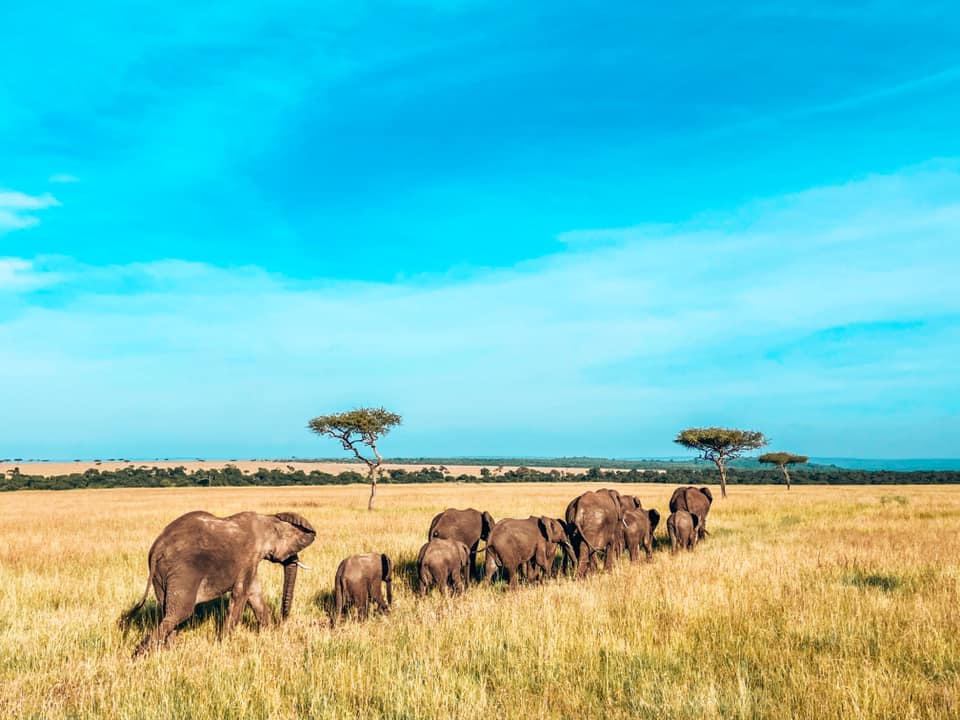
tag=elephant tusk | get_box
[295,561,312,570]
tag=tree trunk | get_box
[367,468,378,511]
[782,465,792,490]
[367,443,384,512]
[715,459,728,498]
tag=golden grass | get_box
[1,483,957,719]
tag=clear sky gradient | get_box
[2,1,958,459]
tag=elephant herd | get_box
[122,486,713,654]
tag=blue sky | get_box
[2,1,959,459]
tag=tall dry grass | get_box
[0,483,957,719]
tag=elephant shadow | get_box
[313,589,335,617]
[120,597,239,636]
[396,557,419,591]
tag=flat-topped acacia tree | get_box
[673,427,768,498]
[758,452,808,490]
[308,407,402,511]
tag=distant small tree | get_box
[674,427,768,498]
[308,407,402,510]
[758,452,808,490]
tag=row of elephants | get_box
[122,486,713,655]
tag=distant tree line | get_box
[2,464,960,492]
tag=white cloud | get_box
[0,258,62,291]
[0,189,60,233]
[49,173,80,184]
[1,161,958,457]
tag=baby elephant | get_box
[623,508,661,562]
[667,510,699,553]
[332,553,393,625]
[417,538,470,595]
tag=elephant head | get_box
[539,516,573,557]
[381,553,394,607]
[481,511,495,540]
[266,512,317,619]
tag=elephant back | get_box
[429,508,487,547]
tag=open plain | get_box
[1,482,957,719]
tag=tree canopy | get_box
[674,427,768,498]
[308,407,402,510]
[758,452,809,490]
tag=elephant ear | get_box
[699,487,714,504]
[648,508,661,531]
[690,513,700,528]
[381,553,393,582]
[481,511,495,539]
[271,512,317,561]
[604,488,625,520]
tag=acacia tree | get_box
[758,452,808,490]
[308,407,402,511]
[673,427,767,498]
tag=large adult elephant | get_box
[428,507,495,583]
[564,489,626,576]
[121,510,316,656]
[484,516,571,587]
[669,486,713,540]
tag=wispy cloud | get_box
[2,161,958,457]
[0,190,60,233]
[0,258,62,292]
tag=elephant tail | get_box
[118,552,157,629]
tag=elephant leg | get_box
[506,566,519,589]
[371,582,388,614]
[576,542,591,578]
[452,569,465,595]
[246,578,272,629]
[603,542,618,571]
[224,574,254,636]
[468,545,478,585]
[644,536,653,562]
[134,589,197,657]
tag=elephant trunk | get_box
[281,555,299,620]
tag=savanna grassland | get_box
[1,483,957,720]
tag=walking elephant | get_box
[428,507,495,582]
[417,538,470,596]
[484,516,572,587]
[669,486,713,540]
[564,489,626,577]
[121,510,316,656]
[332,553,393,625]
[667,510,699,552]
[622,508,660,562]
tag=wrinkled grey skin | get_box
[669,486,713,540]
[564,489,626,576]
[121,510,316,656]
[333,553,393,625]
[623,508,661,562]
[667,510,699,553]
[428,508,495,583]
[484,516,572,587]
[417,538,470,596]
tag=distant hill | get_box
[381,456,960,472]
